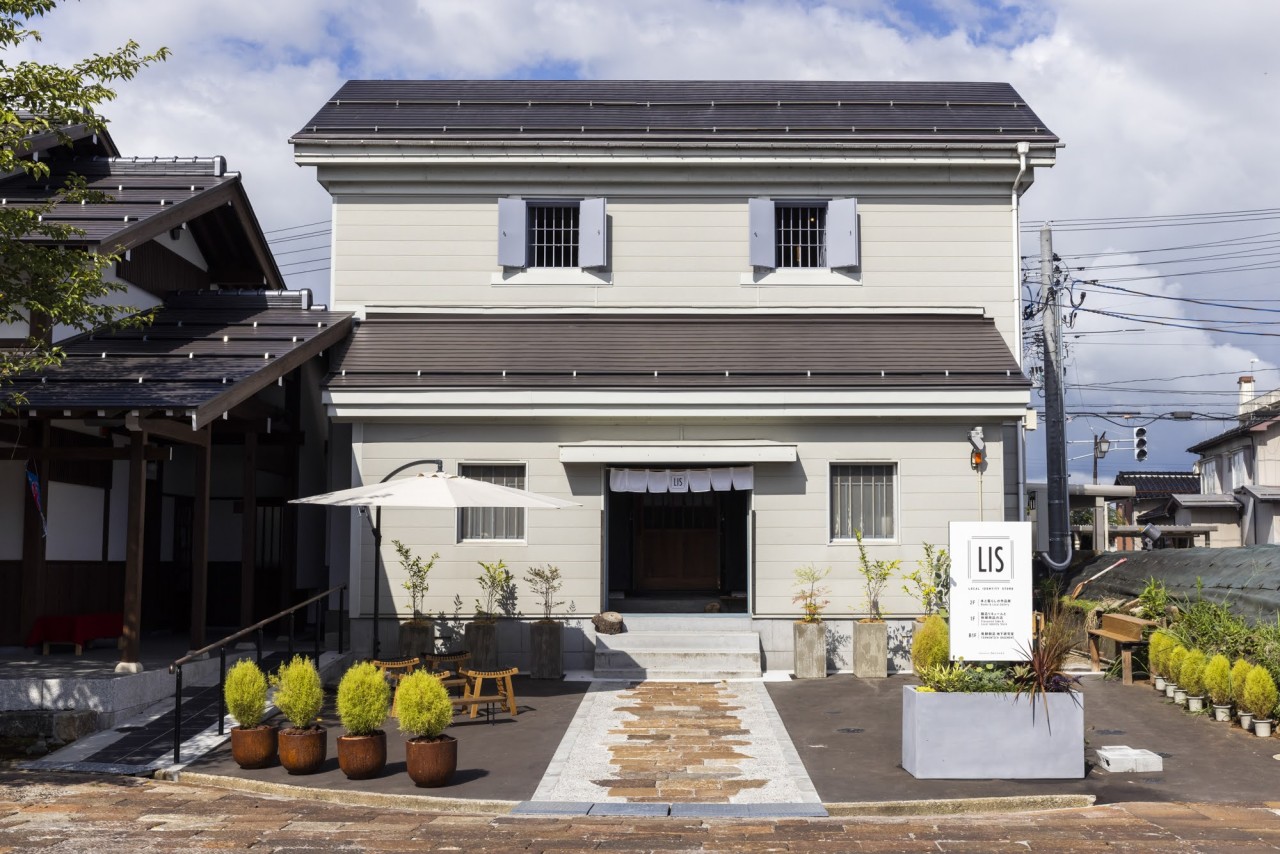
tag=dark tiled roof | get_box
[293,80,1058,146]
[9,290,352,428]
[1186,416,1276,454]
[327,313,1028,391]
[1112,470,1200,500]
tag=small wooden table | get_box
[454,666,519,719]
[421,651,471,674]
[1087,613,1159,685]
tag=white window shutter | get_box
[579,197,607,268]
[748,197,775,269]
[497,197,527,267]
[826,197,859,268]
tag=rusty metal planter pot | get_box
[405,734,457,787]
[230,724,278,769]
[337,731,387,780]
[278,726,327,775]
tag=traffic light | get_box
[1133,426,1149,462]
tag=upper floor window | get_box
[750,197,859,271]
[458,463,526,541]
[498,197,607,269]
[1230,448,1253,490]
[1200,458,1220,494]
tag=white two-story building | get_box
[291,80,1059,673]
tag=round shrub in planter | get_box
[397,670,457,787]
[271,655,326,775]
[911,614,949,673]
[224,659,276,769]
[1243,664,1279,738]
[1165,645,1188,699]
[1231,658,1253,725]
[336,661,391,779]
[1203,654,1233,721]
[1148,631,1173,691]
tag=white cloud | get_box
[15,0,1280,474]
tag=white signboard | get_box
[948,521,1032,662]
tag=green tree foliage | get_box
[336,661,390,737]
[1230,658,1252,708]
[392,540,437,620]
[1148,630,1173,678]
[792,564,830,623]
[1203,654,1232,706]
[0,0,168,401]
[475,559,514,620]
[395,670,453,739]
[854,529,897,621]
[911,614,950,672]
[1179,649,1207,697]
[223,659,267,728]
[1166,645,1188,686]
[1242,664,1279,720]
[902,543,950,617]
[523,563,564,622]
[270,655,323,731]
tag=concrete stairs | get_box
[593,614,761,681]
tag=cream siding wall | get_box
[331,193,1018,351]
[350,419,1004,627]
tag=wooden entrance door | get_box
[634,492,719,591]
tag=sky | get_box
[13,0,1280,482]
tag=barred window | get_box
[528,203,579,268]
[776,203,826,268]
[831,464,896,540]
[459,464,526,541]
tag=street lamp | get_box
[1092,432,1110,484]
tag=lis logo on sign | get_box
[671,474,687,490]
[970,537,1014,581]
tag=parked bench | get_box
[25,612,123,655]
[1087,613,1159,685]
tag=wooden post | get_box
[19,421,49,643]
[240,432,257,627]
[189,429,211,649]
[120,430,148,665]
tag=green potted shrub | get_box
[1203,654,1233,721]
[397,670,457,786]
[271,655,326,775]
[910,613,949,673]
[524,563,565,679]
[792,564,831,679]
[902,543,950,619]
[1165,645,1188,700]
[466,559,514,669]
[853,530,896,679]
[1242,664,1279,737]
[1148,631,1172,692]
[335,661,391,779]
[1179,649,1207,712]
[1231,657,1253,726]
[393,540,439,659]
[224,659,276,769]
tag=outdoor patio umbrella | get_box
[290,460,579,657]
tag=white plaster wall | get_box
[0,460,24,559]
[45,481,103,561]
[51,266,162,343]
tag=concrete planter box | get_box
[529,621,563,679]
[793,621,827,679]
[901,686,1085,779]
[852,621,888,678]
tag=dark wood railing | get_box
[168,584,346,764]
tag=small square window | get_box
[528,203,580,268]
[831,463,895,540]
[775,203,827,268]
[458,464,526,541]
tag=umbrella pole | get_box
[369,459,444,659]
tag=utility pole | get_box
[1039,224,1072,570]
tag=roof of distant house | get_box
[1113,470,1200,500]
[292,80,1059,147]
[1187,414,1278,454]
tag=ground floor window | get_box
[831,463,896,541]
[458,463,526,541]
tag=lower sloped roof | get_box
[327,313,1028,390]
[8,290,351,427]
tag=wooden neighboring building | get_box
[0,129,351,665]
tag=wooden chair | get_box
[454,666,519,719]
[371,657,420,717]
[421,651,472,674]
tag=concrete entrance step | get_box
[616,614,754,632]
[594,629,761,680]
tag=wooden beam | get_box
[189,428,212,649]
[32,446,169,461]
[239,431,257,627]
[120,430,147,664]
[126,414,211,447]
[18,423,49,643]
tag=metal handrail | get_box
[168,583,347,764]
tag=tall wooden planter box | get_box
[901,686,1085,779]
[465,620,498,670]
[530,621,563,679]
[793,621,827,679]
[398,619,435,660]
[852,620,888,678]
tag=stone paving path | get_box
[5,771,1280,852]
[531,680,820,806]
